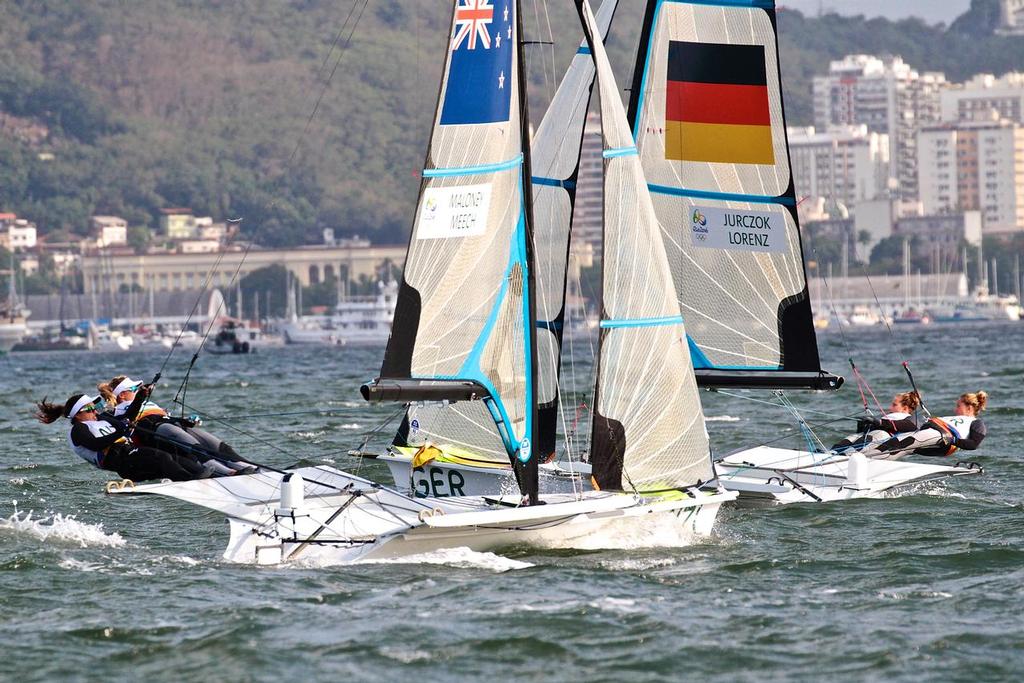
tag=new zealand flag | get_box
[440,0,514,126]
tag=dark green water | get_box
[1,323,1021,682]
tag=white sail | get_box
[581,0,712,491]
[627,0,833,389]
[395,0,620,464]
[374,0,536,472]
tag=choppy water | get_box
[2,323,1022,682]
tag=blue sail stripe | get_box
[532,176,576,190]
[603,146,638,159]
[687,335,781,370]
[577,46,592,55]
[423,154,523,178]
[648,183,796,206]
[671,0,774,8]
[600,315,683,329]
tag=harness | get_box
[923,417,958,456]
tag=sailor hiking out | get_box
[34,392,217,482]
[856,392,988,460]
[98,375,255,476]
[832,391,921,452]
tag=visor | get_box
[68,394,102,419]
[113,377,142,396]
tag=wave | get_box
[705,415,741,422]
[352,546,533,572]
[0,507,126,548]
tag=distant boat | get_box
[282,280,397,347]
[0,257,30,354]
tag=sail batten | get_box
[626,0,841,390]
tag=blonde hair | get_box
[959,391,988,414]
[97,375,129,408]
[895,390,921,412]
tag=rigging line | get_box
[861,266,930,416]
[712,389,863,421]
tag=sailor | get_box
[34,393,215,481]
[832,391,921,452]
[98,375,255,476]
[861,391,988,459]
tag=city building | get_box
[813,55,948,201]
[0,215,38,252]
[917,117,1024,234]
[940,72,1024,123]
[998,0,1024,35]
[894,211,983,266]
[572,110,603,256]
[159,208,197,239]
[788,125,890,209]
[80,244,406,296]
[90,216,128,247]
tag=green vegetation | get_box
[0,0,1021,250]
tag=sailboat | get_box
[109,0,736,564]
[374,0,983,505]
[0,255,30,354]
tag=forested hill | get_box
[0,0,1020,247]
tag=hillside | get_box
[0,0,1021,247]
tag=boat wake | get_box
[0,507,125,548]
[295,546,534,572]
[705,415,741,422]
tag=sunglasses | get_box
[79,404,98,413]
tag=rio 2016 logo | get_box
[691,209,708,240]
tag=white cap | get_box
[68,394,102,419]
[113,377,142,396]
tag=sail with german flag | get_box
[664,41,774,165]
[627,0,840,391]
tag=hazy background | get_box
[782,0,973,23]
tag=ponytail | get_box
[98,375,127,408]
[959,391,988,414]
[34,395,82,424]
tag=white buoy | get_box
[279,473,305,511]
[846,452,869,488]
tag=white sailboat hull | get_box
[368,445,981,507]
[714,446,982,505]
[108,466,734,565]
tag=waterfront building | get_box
[788,125,890,209]
[0,215,38,252]
[80,243,406,296]
[813,55,948,201]
[917,117,1024,235]
[90,216,128,247]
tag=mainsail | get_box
[578,0,713,491]
[393,0,620,464]
[364,0,539,497]
[627,0,841,391]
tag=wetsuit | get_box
[832,411,919,452]
[860,415,987,460]
[112,396,251,475]
[68,414,208,481]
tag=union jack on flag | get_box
[452,0,494,51]
[440,0,514,125]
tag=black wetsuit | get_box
[69,414,207,482]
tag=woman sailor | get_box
[860,391,988,459]
[35,393,215,481]
[832,391,921,452]
[98,376,255,476]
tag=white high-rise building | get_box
[940,73,1024,123]
[918,117,1024,234]
[572,110,603,257]
[813,55,948,201]
[998,0,1024,35]
[788,125,890,209]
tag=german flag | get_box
[665,41,775,165]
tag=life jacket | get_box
[67,419,127,467]
[115,399,168,421]
[922,415,976,456]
